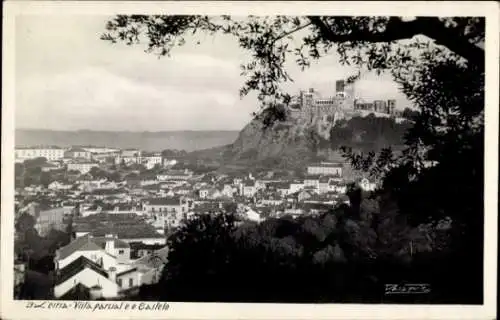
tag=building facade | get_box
[307,162,343,176]
[67,162,99,174]
[15,147,66,162]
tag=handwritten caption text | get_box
[25,301,170,312]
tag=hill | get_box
[15,129,239,152]
[191,113,412,170]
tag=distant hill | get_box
[15,129,240,152]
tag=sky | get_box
[15,15,411,131]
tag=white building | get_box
[307,162,343,176]
[64,147,92,160]
[141,153,163,170]
[53,234,163,299]
[15,147,66,162]
[359,178,377,192]
[242,181,257,198]
[67,161,99,174]
[143,197,189,228]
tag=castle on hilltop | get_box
[288,79,401,121]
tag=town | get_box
[14,144,377,300]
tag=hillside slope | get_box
[201,113,412,168]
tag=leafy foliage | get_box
[103,15,485,303]
[140,193,460,302]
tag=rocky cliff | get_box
[190,110,412,170]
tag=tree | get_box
[160,212,238,301]
[40,171,53,188]
[15,213,36,234]
[102,15,485,303]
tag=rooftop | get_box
[66,147,88,153]
[55,255,108,286]
[56,235,126,260]
[309,162,343,168]
[146,197,182,206]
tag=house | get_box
[198,188,210,199]
[115,149,142,165]
[53,256,120,299]
[53,233,165,299]
[304,175,320,190]
[141,153,163,169]
[55,234,131,270]
[297,189,315,202]
[242,180,257,198]
[328,180,347,194]
[258,195,283,206]
[65,147,92,160]
[359,178,377,192]
[277,182,291,197]
[67,161,99,174]
[318,176,331,194]
[121,149,142,158]
[131,246,169,286]
[143,197,189,228]
[289,180,304,194]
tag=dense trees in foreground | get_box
[135,185,478,303]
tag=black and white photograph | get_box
[1,1,498,320]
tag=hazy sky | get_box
[16,15,410,131]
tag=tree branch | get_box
[308,16,484,69]
[271,22,313,44]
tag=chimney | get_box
[108,267,117,283]
[105,235,115,255]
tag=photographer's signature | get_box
[385,283,431,295]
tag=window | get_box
[129,278,134,288]
[117,279,122,287]
[118,250,124,254]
